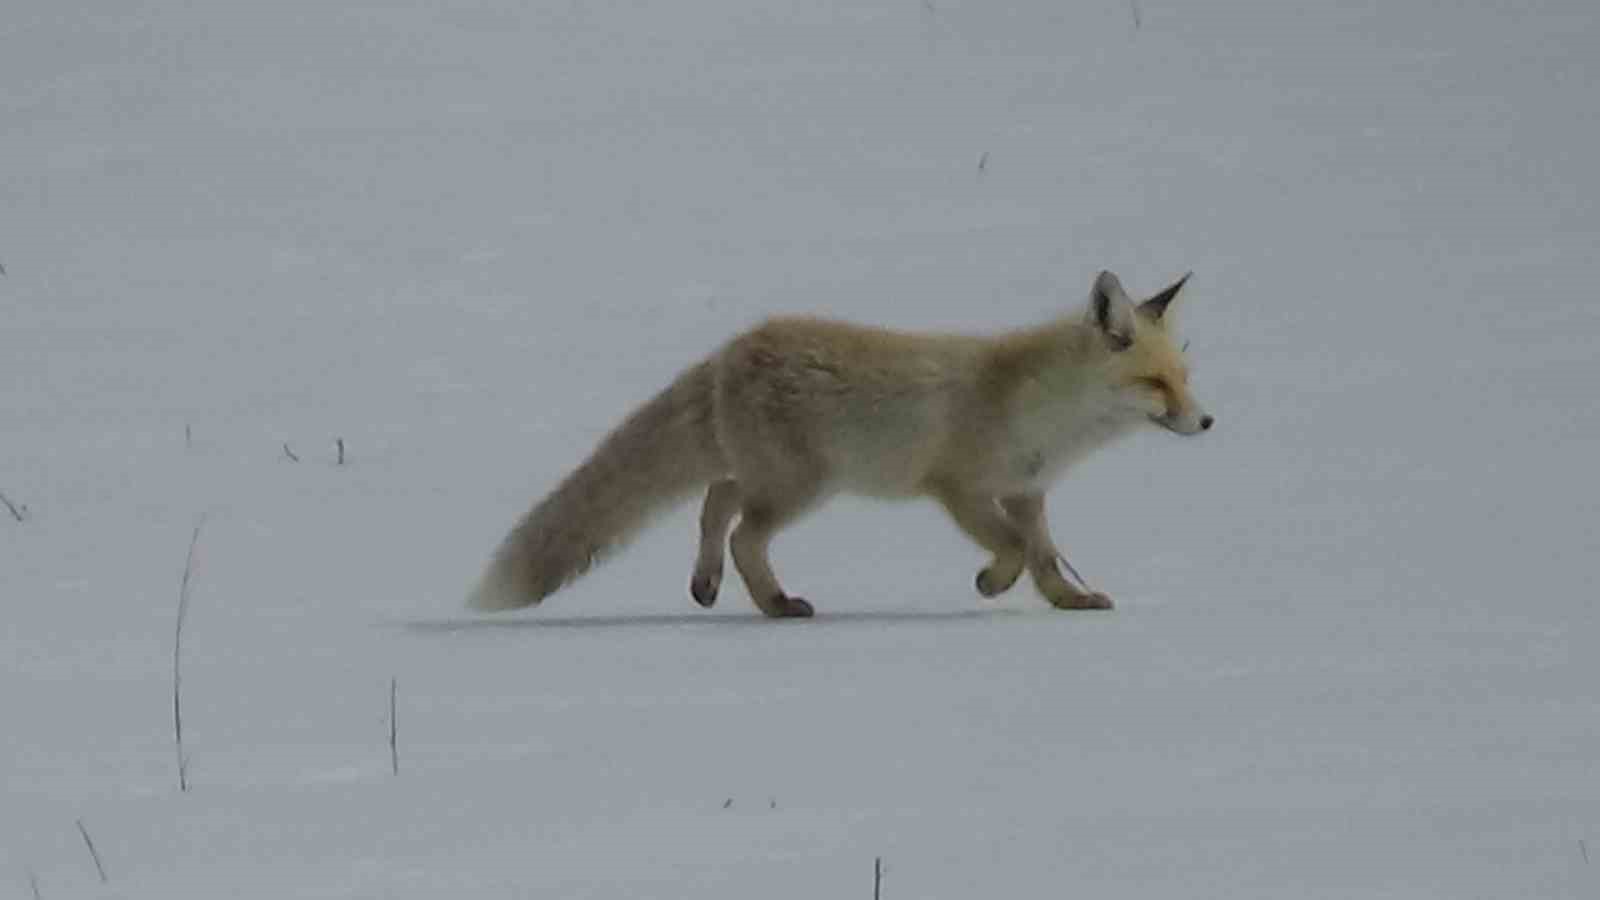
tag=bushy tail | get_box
[468,360,726,611]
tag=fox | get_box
[468,269,1211,618]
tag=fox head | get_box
[1086,270,1213,436]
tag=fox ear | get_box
[1089,270,1136,351]
[1139,271,1191,324]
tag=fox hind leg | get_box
[932,484,1026,598]
[1000,494,1112,610]
[729,485,820,619]
[690,479,741,608]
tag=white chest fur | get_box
[1000,384,1138,491]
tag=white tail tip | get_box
[466,565,537,613]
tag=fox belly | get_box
[817,414,950,497]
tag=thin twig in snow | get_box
[336,438,346,466]
[0,490,24,522]
[1582,839,1590,864]
[874,856,884,900]
[174,515,207,792]
[977,151,988,172]
[389,677,399,776]
[1130,0,1142,30]
[283,442,300,463]
[76,819,107,883]
[28,867,41,900]
[185,423,192,449]
[1054,551,1096,594]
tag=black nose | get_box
[1199,415,1214,431]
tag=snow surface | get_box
[4,0,1599,896]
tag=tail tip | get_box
[466,566,539,613]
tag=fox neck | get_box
[991,322,1142,485]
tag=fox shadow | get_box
[398,606,1028,635]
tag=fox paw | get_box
[760,594,814,619]
[975,563,1022,598]
[690,572,721,608]
[1044,590,1113,611]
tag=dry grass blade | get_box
[76,819,107,883]
[389,677,399,776]
[174,515,208,791]
[0,490,24,522]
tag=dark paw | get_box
[764,594,814,619]
[975,567,1018,598]
[690,572,720,608]
[1046,590,1114,611]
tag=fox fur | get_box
[468,269,1211,618]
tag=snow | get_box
[4,0,1599,896]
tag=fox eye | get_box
[1134,376,1176,415]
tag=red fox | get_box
[469,270,1211,618]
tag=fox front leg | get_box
[1000,494,1113,610]
[931,484,1026,598]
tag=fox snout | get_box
[1154,409,1214,435]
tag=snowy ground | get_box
[4,0,1599,896]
